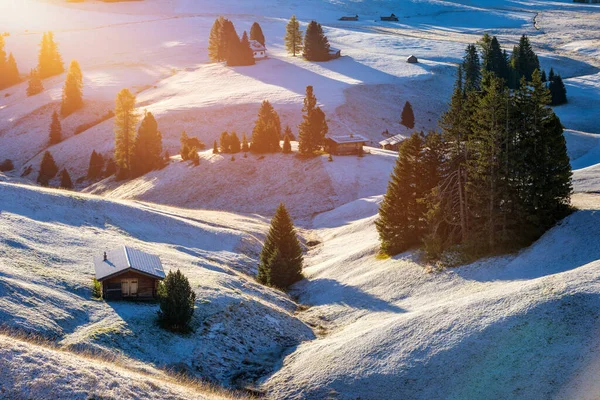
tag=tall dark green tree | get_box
[229,131,241,153]
[158,269,196,332]
[241,133,249,152]
[48,111,62,145]
[298,86,328,155]
[548,74,567,106]
[401,101,415,129]
[257,203,303,289]
[511,35,540,83]
[208,17,225,62]
[480,35,508,82]
[251,100,281,153]
[462,44,481,92]
[303,21,330,62]
[220,131,231,153]
[133,111,163,176]
[285,15,303,56]
[180,131,190,161]
[250,22,266,46]
[61,60,83,116]
[27,68,44,96]
[37,151,58,186]
[282,134,292,153]
[88,150,104,180]
[219,19,239,65]
[113,89,139,178]
[59,168,73,189]
[38,32,64,79]
[5,53,19,87]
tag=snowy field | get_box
[2,0,600,399]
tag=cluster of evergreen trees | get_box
[37,151,73,189]
[284,16,331,61]
[0,35,20,90]
[113,89,165,179]
[377,40,572,261]
[257,203,304,289]
[38,32,64,79]
[547,68,567,106]
[219,131,242,153]
[180,131,206,166]
[208,17,259,66]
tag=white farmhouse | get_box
[249,40,267,60]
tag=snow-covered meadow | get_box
[2,0,600,398]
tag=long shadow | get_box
[299,278,405,313]
[455,210,600,282]
[304,292,600,400]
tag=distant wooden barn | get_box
[339,15,359,21]
[381,13,399,21]
[93,246,165,300]
[329,47,342,60]
[325,134,368,155]
[379,133,406,151]
[407,55,418,63]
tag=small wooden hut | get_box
[379,133,406,151]
[407,55,418,63]
[325,134,368,155]
[381,13,399,21]
[339,15,359,21]
[93,246,166,300]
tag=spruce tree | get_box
[283,125,295,141]
[251,101,281,153]
[208,17,225,62]
[462,44,481,91]
[189,147,200,166]
[220,19,239,65]
[0,35,6,89]
[38,32,64,79]
[238,31,256,66]
[257,203,303,289]
[113,89,138,178]
[157,269,196,332]
[88,150,104,180]
[230,132,241,153]
[376,133,427,255]
[285,15,303,56]
[133,111,163,176]
[5,53,19,86]
[298,86,327,155]
[104,157,117,177]
[27,68,44,96]
[401,101,415,129]
[61,60,83,116]
[220,131,231,153]
[282,134,292,153]
[37,151,58,186]
[510,35,540,83]
[480,35,508,82]
[180,131,190,161]
[250,22,266,46]
[549,74,567,105]
[303,21,330,62]
[59,168,73,189]
[541,70,547,82]
[213,140,219,154]
[48,111,62,145]
[241,133,249,152]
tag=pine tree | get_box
[548,67,555,82]
[220,131,231,153]
[37,151,58,186]
[229,131,241,153]
[157,269,196,332]
[480,35,508,82]
[283,125,295,141]
[113,89,138,179]
[188,147,200,166]
[27,68,44,96]
[257,203,303,289]
[285,15,303,56]
[462,44,481,91]
[250,22,266,46]
[48,111,62,145]
[0,35,6,89]
[180,131,190,161]
[376,133,429,255]
[59,168,73,189]
[541,70,547,82]
[104,157,117,177]
[213,140,219,154]
[238,31,256,66]
[38,32,64,79]
[133,111,163,176]
[251,100,281,153]
[303,21,330,61]
[88,150,104,180]
[241,133,249,152]
[220,19,239,65]
[282,134,292,153]
[549,74,567,106]
[226,29,242,67]
[208,17,225,62]
[298,86,327,155]
[60,60,83,116]
[510,35,540,83]
[401,101,415,129]
[5,53,19,86]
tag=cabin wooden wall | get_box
[102,271,159,300]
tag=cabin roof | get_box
[379,133,406,146]
[249,40,266,52]
[329,46,341,54]
[93,246,166,281]
[327,134,368,144]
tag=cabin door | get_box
[121,279,138,297]
[121,279,130,296]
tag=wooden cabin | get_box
[339,15,359,21]
[249,40,267,60]
[379,133,406,151]
[93,246,166,300]
[381,13,399,21]
[325,134,368,155]
[329,47,342,60]
[407,55,418,63]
